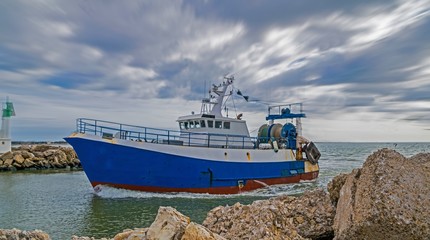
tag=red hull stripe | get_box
[91,171,319,194]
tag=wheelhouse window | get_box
[184,122,189,129]
[200,120,206,128]
[208,120,213,128]
[194,120,200,128]
[215,121,222,129]
[189,121,195,128]
[179,122,185,130]
[223,122,230,129]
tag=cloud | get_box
[0,0,429,141]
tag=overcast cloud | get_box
[0,0,429,141]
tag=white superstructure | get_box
[177,76,254,148]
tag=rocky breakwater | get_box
[0,145,80,171]
[329,148,430,240]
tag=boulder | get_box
[287,189,335,239]
[29,157,44,162]
[14,145,31,151]
[42,160,51,168]
[21,150,35,159]
[113,228,148,240]
[43,149,57,157]
[327,173,348,206]
[50,160,65,168]
[203,189,334,240]
[13,162,23,169]
[71,236,95,240]
[13,154,25,164]
[3,158,13,167]
[55,150,68,162]
[31,145,54,152]
[181,222,225,240]
[0,228,51,240]
[71,236,109,240]
[0,151,13,160]
[23,158,36,168]
[146,206,190,240]
[73,158,81,166]
[333,149,430,240]
[33,151,46,158]
[71,235,109,240]
[61,147,77,161]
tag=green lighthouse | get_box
[0,97,16,153]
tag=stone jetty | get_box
[0,145,80,171]
[1,148,429,239]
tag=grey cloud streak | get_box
[0,0,429,141]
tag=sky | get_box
[0,0,429,142]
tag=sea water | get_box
[0,142,428,239]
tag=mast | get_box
[208,76,234,117]
[0,97,16,153]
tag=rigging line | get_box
[231,90,238,117]
[222,94,232,115]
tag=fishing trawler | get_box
[65,76,320,194]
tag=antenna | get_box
[204,80,207,99]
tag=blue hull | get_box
[66,136,318,194]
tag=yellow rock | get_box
[181,222,226,240]
[14,154,25,164]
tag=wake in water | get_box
[93,180,319,199]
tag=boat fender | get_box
[304,142,321,164]
[273,140,279,153]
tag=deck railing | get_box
[76,118,257,149]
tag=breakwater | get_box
[0,145,80,171]
[1,148,429,239]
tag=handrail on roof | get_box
[266,102,306,120]
[75,118,257,149]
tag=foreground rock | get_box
[0,145,80,171]
[203,189,335,240]
[0,228,51,240]
[76,207,226,240]
[146,206,191,240]
[332,149,430,240]
[327,173,348,206]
